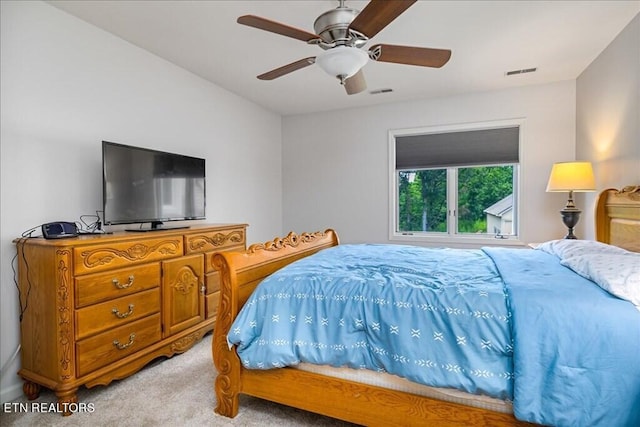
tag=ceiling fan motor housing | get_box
[313,7,366,48]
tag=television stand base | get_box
[125,220,192,232]
[125,225,190,232]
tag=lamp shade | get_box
[315,46,368,79]
[546,161,596,192]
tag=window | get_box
[390,121,521,242]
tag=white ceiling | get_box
[48,1,640,116]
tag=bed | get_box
[212,186,640,426]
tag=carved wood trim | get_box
[188,230,245,252]
[55,249,74,382]
[171,267,198,295]
[170,330,205,353]
[212,253,240,417]
[618,185,640,199]
[247,230,331,253]
[80,240,181,269]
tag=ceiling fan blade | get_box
[344,70,367,95]
[257,57,316,80]
[369,44,451,68]
[348,0,417,38]
[238,15,321,43]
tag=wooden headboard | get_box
[596,186,640,252]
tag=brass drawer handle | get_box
[113,333,136,350]
[112,304,134,319]
[112,275,135,289]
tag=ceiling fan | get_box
[238,0,452,95]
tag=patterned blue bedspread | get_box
[228,244,514,399]
[228,243,640,426]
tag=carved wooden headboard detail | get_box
[595,186,640,252]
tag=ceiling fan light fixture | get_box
[315,46,368,80]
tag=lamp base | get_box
[560,208,581,239]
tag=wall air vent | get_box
[505,67,537,76]
[370,88,393,95]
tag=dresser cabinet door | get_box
[162,254,205,337]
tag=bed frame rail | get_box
[239,367,527,426]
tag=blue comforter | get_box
[228,244,640,426]
[485,247,640,427]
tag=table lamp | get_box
[546,161,596,239]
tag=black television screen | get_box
[102,141,205,230]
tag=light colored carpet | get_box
[0,333,359,426]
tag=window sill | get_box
[390,233,527,249]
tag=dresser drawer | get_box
[76,314,161,377]
[74,236,183,274]
[75,263,160,308]
[184,227,245,255]
[75,289,161,340]
[205,271,220,295]
[206,292,220,319]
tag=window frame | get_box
[388,119,524,246]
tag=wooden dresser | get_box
[14,223,246,415]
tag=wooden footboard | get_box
[211,229,531,426]
[211,230,340,417]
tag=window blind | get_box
[395,126,519,170]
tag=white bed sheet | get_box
[292,363,513,414]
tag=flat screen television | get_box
[102,141,206,231]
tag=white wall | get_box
[0,1,282,402]
[282,81,577,246]
[577,13,640,240]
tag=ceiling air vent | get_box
[505,67,537,76]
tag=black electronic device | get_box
[42,222,78,239]
[102,141,206,231]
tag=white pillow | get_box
[536,239,629,260]
[561,253,640,310]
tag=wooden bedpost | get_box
[211,253,241,417]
